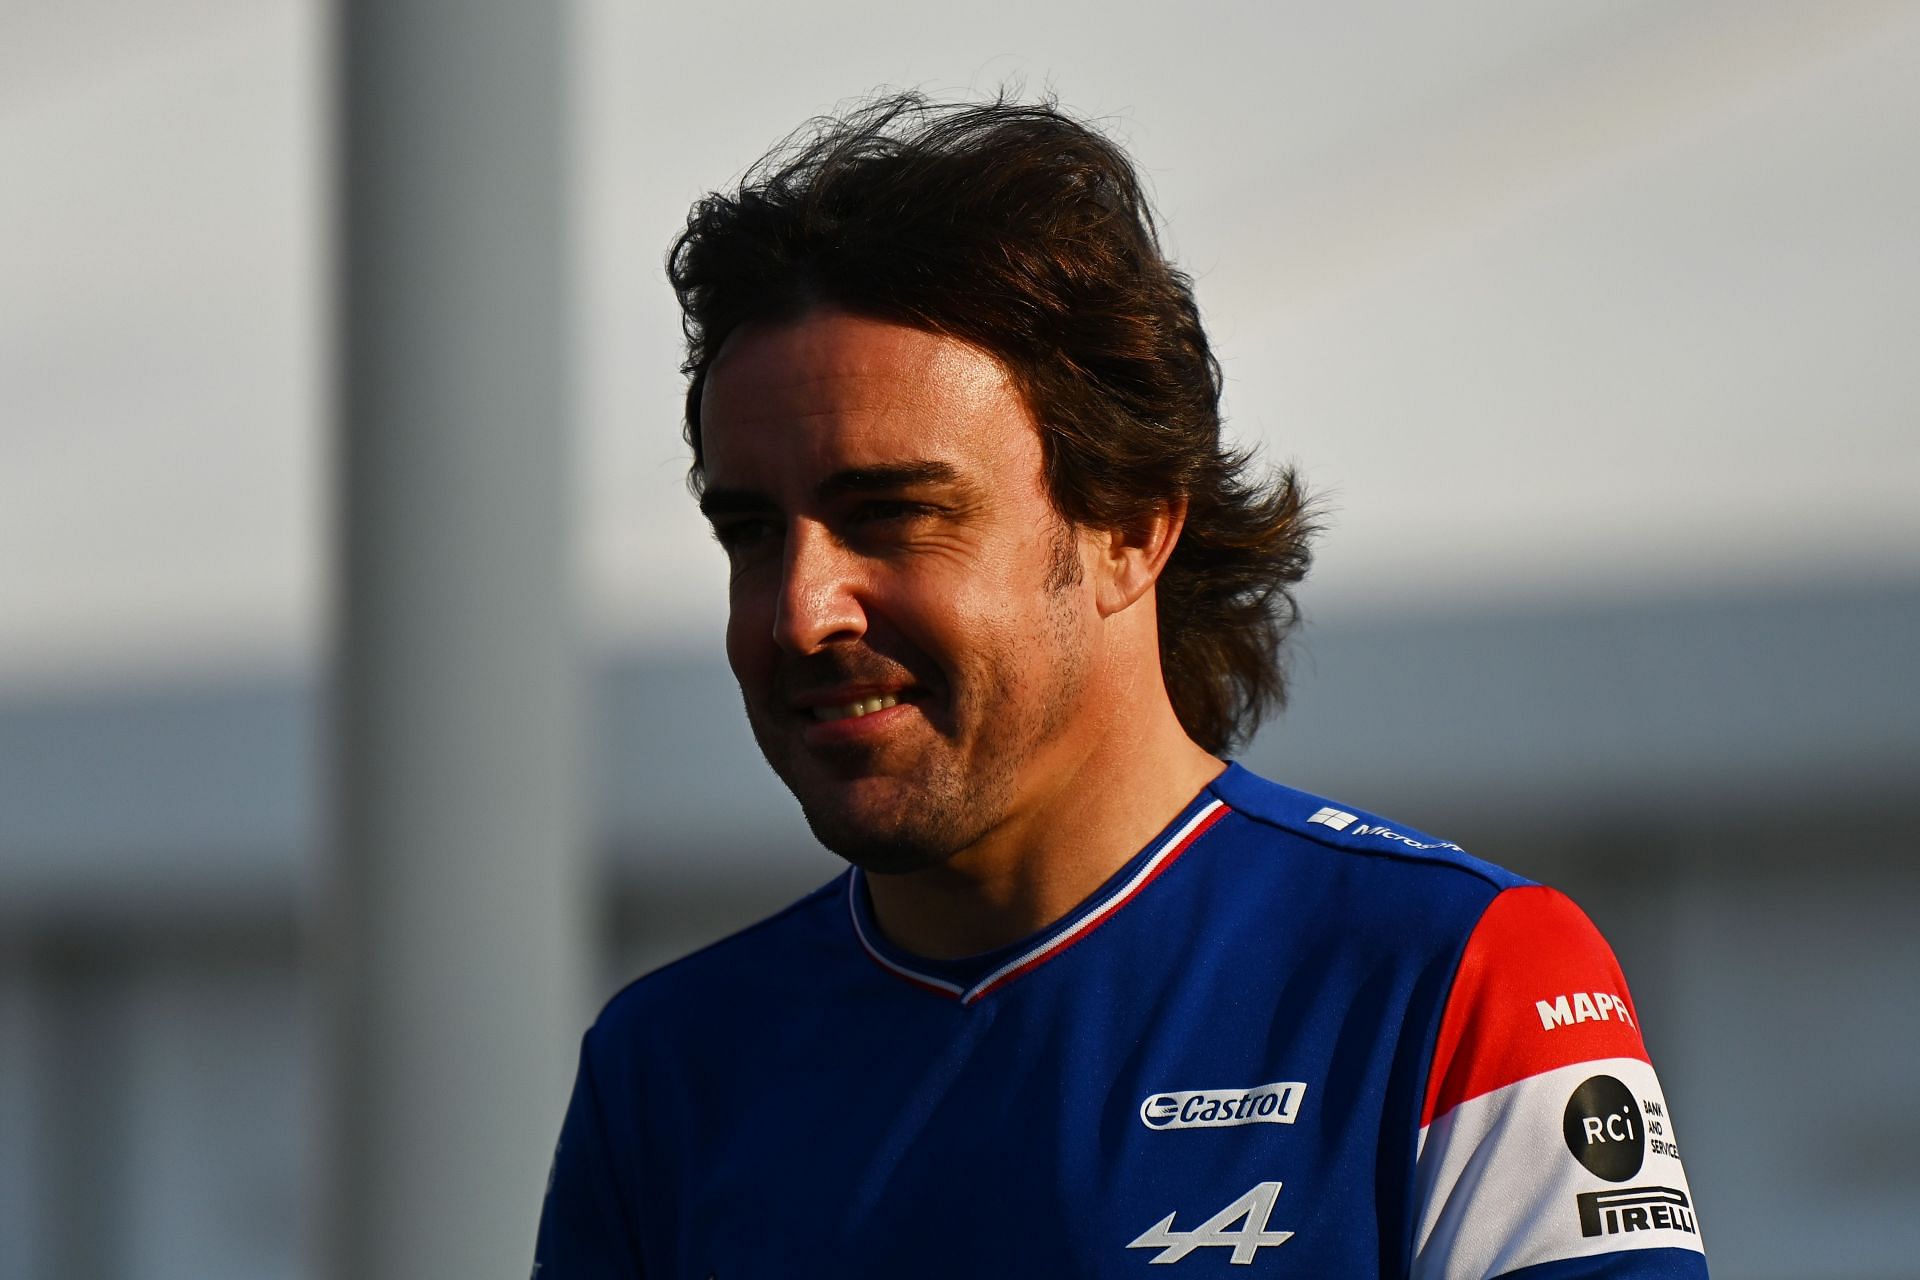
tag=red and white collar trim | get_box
[848,797,1230,1004]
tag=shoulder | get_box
[1208,762,1529,890]
[1135,765,1570,1022]
[1422,881,1649,1124]
[1204,772,1647,1070]
[1207,765,1629,987]
[591,873,850,1041]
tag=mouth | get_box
[788,684,931,742]
[808,693,907,722]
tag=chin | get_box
[799,802,963,875]
[789,770,985,875]
[755,718,1024,876]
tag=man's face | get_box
[698,310,1098,873]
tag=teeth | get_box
[811,694,901,722]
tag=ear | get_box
[1092,496,1187,618]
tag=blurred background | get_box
[3,0,1918,1276]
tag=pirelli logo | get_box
[1575,1185,1698,1238]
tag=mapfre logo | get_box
[1536,991,1636,1031]
[1139,1081,1307,1130]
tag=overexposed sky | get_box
[4,0,1917,690]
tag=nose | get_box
[771,520,867,653]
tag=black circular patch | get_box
[1562,1075,1643,1182]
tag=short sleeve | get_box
[1410,885,1708,1279]
[532,1029,646,1279]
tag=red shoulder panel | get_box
[1420,885,1649,1126]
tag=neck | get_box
[862,691,1224,960]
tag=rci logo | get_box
[1562,1075,1644,1182]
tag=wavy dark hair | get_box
[667,93,1316,755]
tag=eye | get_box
[853,499,934,523]
[710,517,778,552]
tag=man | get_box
[535,95,1706,1278]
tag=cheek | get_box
[995,570,1091,680]
[724,589,773,683]
[932,576,1070,675]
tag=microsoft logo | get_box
[1307,807,1357,831]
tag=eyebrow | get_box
[698,461,964,521]
[819,461,961,500]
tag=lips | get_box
[791,683,926,720]
[780,676,933,752]
[809,693,904,722]
[773,654,938,742]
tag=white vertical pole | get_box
[328,3,588,1277]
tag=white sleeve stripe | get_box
[1412,1057,1702,1280]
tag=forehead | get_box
[699,310,1040,484]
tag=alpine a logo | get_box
[1139,1081,1307,1130]
[1127,1182,1294,1264]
